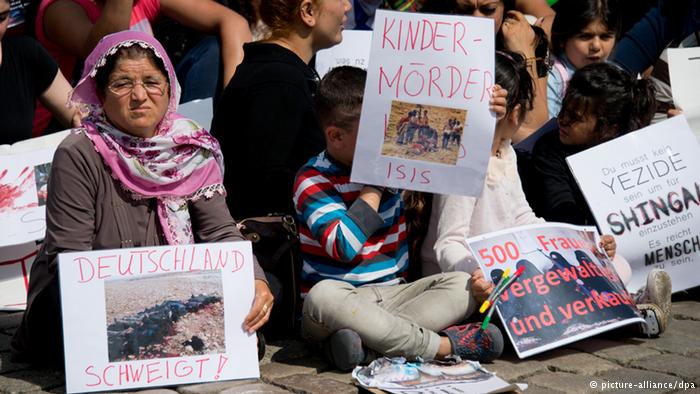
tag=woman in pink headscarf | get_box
[12,31,272,366]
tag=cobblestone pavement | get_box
[1,293,698,394]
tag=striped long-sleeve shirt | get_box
[293,151,408,294]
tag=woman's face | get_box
[564,19,615,69]
[558,114,597,146]
[0,0,10,42]
[449,0,504,33]
[311,0,351,50]
[101,56,169,139]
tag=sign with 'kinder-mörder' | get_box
[351,10,496,196]
[59,242,258,393]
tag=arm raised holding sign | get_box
[12,32,270,367]
[414,51,542,302]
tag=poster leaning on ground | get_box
[351,10,496,196]
[59,242,259,393]
[467,223,644,359]
[567,116,700,293]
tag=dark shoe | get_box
[324,329,365,372]
[440,323,504,362]
[257,331,266,361]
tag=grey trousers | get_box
[301,271,474,360]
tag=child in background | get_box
[547,0,620,119]
[293,66,509,372]
[526,62,671,333]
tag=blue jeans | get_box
[176,36,221,103]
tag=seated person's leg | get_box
[176,36,222,103]
[382,271,473,332]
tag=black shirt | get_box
[0,36,58,145]
[211,42,325,219]
[526,129,596,226]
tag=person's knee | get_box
[440,271,474,318]
[304,279,354,316]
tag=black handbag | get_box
[237,215,301,339]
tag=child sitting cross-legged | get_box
[292,66,508,371]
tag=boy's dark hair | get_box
[315,66,367,131]
[551,0,621,56]
[496,49,534,123]
[559,62,656,142]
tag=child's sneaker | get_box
[634,269,672,322]
[636,303,667,337]
[324,329,365,372]
[440,323,504,362]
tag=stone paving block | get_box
[270,373,357,394]
[0,313,22,331]
[673,301,700,321]
[567,338,661,365]
[625,336,700,357]
[596,368,681,394]
[259,357,328,380]
[0,368,65,393]
[666,319,700,340]
[629,354,700,383]
[318,370,355,385]
[488,354,548,381]
[536,349,621,375]
[131,389,179,394]
[524,385,566,394]
[267,340,311,363]
[220,382,291,393]
[527,372,599,394]
[176,378,260,394]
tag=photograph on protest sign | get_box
[351,10,496,196]
[0,130,69,248]
[467,223,644,359]
[381,101,466,165]
[33,163,51,206]
[105,270,225,362]
[315,30,372,78]
[567,116,700,294]
[0,242,39,310]
[59,242,259,393]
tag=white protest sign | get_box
[0,130,70,247]
[351,10,495,196]
[59,242,258,393]
[668,47,700,142]
[0,242,39,310]
[468,223,643,359]
[179,98,214,131]
[315,30,372,78]
[567,116,700,293]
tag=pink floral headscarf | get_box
[70,31,226,245]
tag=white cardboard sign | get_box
[351,10,495,196]
[0,242,39,310]
[668,47,700,142]
[0,130,70,247]
[59,242,259,393]
[567,116,700,293]
[315,30,373,78]
[468,223,643,359]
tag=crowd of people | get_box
[3,0,695,375]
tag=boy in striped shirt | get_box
[293,66,503,371]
